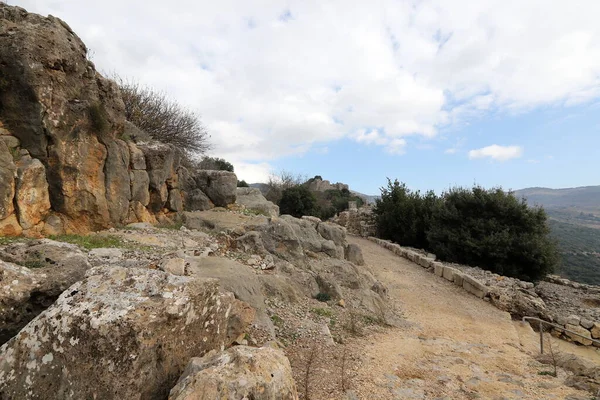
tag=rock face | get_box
[169,345,298,400]
[189,170,237,207]
[236,187,280,217]
[0,266,244,400]
[0,4,237,235]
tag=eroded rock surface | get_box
[0,266,243,400]
[169,345,298,400]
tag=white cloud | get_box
[469,145,523,161]
[14,0,600,170]
[444,148,457,154]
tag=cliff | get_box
[0,4,235,236]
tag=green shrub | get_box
[314,292,331,302]
[198,156,234,172]
[279,186,317,218]
[374,180,558,281]
[237,180,249,187]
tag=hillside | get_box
[515,186,600,228]
[516,185,600,285]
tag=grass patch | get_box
[538,371,557,377]
[311,307,334,318]
[22,260,46,269]
[49,234,124,250]
[157,221,184,230]
[270,314,284,328]
[0,236,22,246]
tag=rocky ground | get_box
[2,210,600,399]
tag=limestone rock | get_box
[317,222,346,247]
[488,287,547,319]
[191,170,237,207]
[345,243,365,265]
[139,143,179,212]
[0,267,238,400]
[130,201,157,225]
[0,240,91,344]
[0,214,22,236]
[565,323,593,346]
[128,141,146,170]
[104,139,131,224]
[168,189,184,212]
[15,157,51,230]
[591,323,600,339]
[169,346,298,400]
[0,140,16,220]
[236,187,279,217]
[130,169,150,206]
[580,318,594,330]
[0,135,20,149]
[160,257,187,276]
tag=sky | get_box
[11,0,600,195]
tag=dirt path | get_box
[348,236,592,400]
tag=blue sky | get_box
[274,101,600,194]
[13,0,600,195]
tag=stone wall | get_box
[0,4,236,236]
[369,237,600,348]
[332,207,376,237]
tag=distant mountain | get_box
[515,185,600,285]
[514,185,600,212]
[350,190,379,205]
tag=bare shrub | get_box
[264,170,307,204]
[115,76,211,156]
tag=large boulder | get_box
[138,143,179,213]
[169,346,298,400]
[190,170,237,207]
[236,187,279,217]
[0,240,91,344]
[0,266,244,400]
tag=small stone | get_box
[580,318,594,329]
[338,299,346,308]
[567,314,581,326]
[160,257,186,276]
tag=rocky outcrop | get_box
[236,187,279,217]
[0,4,237,235]
[332,206,376,237]
[0,266,247,400]
[169,345,298,400]
[306,177,348,193]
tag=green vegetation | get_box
[274,175,364,220]
[270,314,284,328]
[0,236,21,245]
[311,307,334,318]
[279,186,317,218]
[197,156,234,172]
[49,234,124,250]
[548,219,600,285]
[237,179,249,187]
[314,292,331,302]
[374,179,558,281]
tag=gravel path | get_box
[347,236,590,400]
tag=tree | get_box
[237,180,249,187]
[373,179,434,249]
[115,77,210,155]
[197,156,234,172]
[373,180,558,281]
[427,186,557,281]
[264,170,307,204]
[279,186,317,218]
